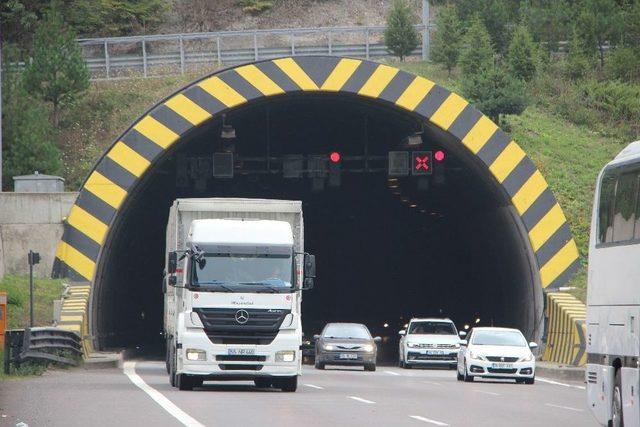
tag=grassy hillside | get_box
[59,61,629,300]
[0,275,65,330]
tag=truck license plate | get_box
[491,363,513,369]
[228,348,255,356]
[339,353,357,359]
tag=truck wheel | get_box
[254,378,272,388]
[280,376,298,392]
[610,370,623,427]
[364,363,376,372]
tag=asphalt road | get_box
[0,362,597,427]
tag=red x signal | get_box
[411,151,432,175]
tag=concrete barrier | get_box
[0,192,78,278]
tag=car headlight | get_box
[407,342,417,348]
[520,353,535,362]
[323,344,335,351]
[469,351,485,361]
[185,348,206,361]
[276,350,296,362]
[363,344,374,352]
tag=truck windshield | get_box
[191,253,293,291]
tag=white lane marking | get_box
[538,377,586,390]
[304,383,324,389]
[122,361,205,427]
[545,403,584,412]
[473,389,500,396]
[384,370,401,376]
[348,396,376,404]
[423,381,442,386]
[409,415,449,426]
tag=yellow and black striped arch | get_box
[53,56,579,291]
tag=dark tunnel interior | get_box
[92,93,543,357]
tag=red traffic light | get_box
[329,151,341,163]
[435,150,446,162]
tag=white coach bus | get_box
[587,141,640,427]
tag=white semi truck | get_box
[163,198,315,392]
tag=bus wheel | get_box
[610,370,623,427]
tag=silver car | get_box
[314,323,382,371]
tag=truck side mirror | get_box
[303,277,314,290]
[168,276,177,287]
[304,254,316,279]
[168,251,178,274]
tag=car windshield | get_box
[323,324,371,339]
[472,330,527,347]
[191,253,293,291]
[409,321,456,335]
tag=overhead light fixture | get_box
[220,114,236,153]
[406,132,423,146]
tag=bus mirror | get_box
[168,252,178,274]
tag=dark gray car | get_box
[314,323,382,371]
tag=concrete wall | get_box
[0,192,78,278]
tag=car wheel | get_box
[280,376,298,392]
[365,363,376,372]
[254,378,272,388]
[457,370,463,381]
[315,360,325,370]
[610,370,623,427]
[524,376,535,385]
[463,360,474,382]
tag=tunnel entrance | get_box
[53,57,578,354]
[94,94,539,352]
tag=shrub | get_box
[606,47,640,82]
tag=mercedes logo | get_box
[235,309,249,324]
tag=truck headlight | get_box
[323,344,335,351]
[185,348,206,361]
[363,344,374,352]
[520,353,535,362]
[276,351,296,362]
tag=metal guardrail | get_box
[77,24,430,80]
[3,327,82,374]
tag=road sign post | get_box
[28,251,41,328]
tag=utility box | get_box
[13,172,65,193]
[0,292,7,349]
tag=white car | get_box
[398,318,464,369]
[457,327,537,384]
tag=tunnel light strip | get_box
[55,241,95,280]
[461,116,498,154]
[165,94,212,126]
[320,58,362,91]
[67,205,109,245]
[107,141,151,178]
[235,64,285,96]
[273,58,319,91]
[489,141,526,183]
[358,64,399,98]
[134,116,180,149]
[540,240,579,287]
[528,204,567,251]
[395,76,435,111]
[198,76,247,107]
[429,93,468,130]
[84,171,127,209]
[511,170,548,215]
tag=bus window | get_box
[612,172,638,242]
[635,176,640,240]
[598,173,616,243]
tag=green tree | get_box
[565,28,591,80]
[23,8,90,127]
[458,17,494,76]
[577,0,621,68]
[2,48,61,189]
[455,0,517,53]
[520,0,572,58]
[507,24,538,81]
[96,0,166,36]
[384,0,419,61]
[431,5,463,75]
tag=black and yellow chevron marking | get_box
[53,56,579,292]
[57,282,93,356]
[543,292,587,366]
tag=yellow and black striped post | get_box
[543,292,587,366]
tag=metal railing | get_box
[3,327,82,374]
[77,25,430,80]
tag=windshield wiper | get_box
[195,280,235,292]
[237,282,282,293]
